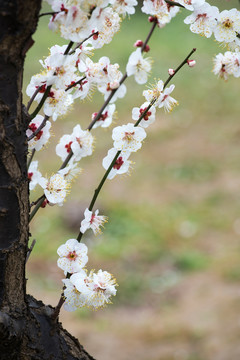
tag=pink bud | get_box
[143,44,150,52]
[148,16,156,23]
[110,80,120,90]
[187,59,196,67]
[168,68,175,76]
[92,112,98,120]
[92,30,99,40]
[134,40,143,48]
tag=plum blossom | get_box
[112,123,146,152]
[57,239,88,274]
[90,7,121,48]
[62,275,87,312]
[28,161,44,191]
[184,3,219,38]
[70,269,117,310]
[177,0,205,11]
[92,104,116,129]
[56,125,94,161]
[143,80,178,112]
[80,208,108,235]
[158,85,179,112]
[27,115,51,151]
[43,88,73,121]
[110,0,138,16]
[26,74,55,101]
[102,148,132,179]
[214,9,240,43]
[126,48,152,84]
[132,102,156,128]
[213,51,240,80]
[39,44,80,90]
[141,0,171,27]
[58,160,82,181]
[71,125,94,160]
[39,173,70,206]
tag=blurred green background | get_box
[25,1,240,359]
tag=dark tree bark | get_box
[0,1,95,358]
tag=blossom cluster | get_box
[57,238,117,311]
[46,0,138,48]
[26,0,240,316]
[141,0,240,79]
[102,79,178,179]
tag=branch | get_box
[27,115,50,142]
[25,239,37,263]
[65,76,86,92]
[29,86,52,120]
[165,0,185,8]
[29,22,158,222]
[39,11,59,17]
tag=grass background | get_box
[25,1,240,359]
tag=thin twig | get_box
[64,41,74,55]
[39,11,59,17]
[68,32,98,55]
[165,0,185,8]
[30,194,45,209]
[25,239,37,263]
[27,87,42,112]
[51,294,65,321]
[65,76,86,92]
[29,86,52,120]
[27,115,50,142]
[29,196,46,222]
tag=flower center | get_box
[140,107,151,121]
[65,141,73,153]
[76,137,83,147]
[67,251,77,261]
[223,18,233,29]
[113,156,124,170]
[123,131,135,142]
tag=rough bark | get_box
[0,1,95,358]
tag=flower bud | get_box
[148,16,156,23]
[134,40,143,48]
[168,68,175,76]
[110,80,120,90]
[143,44,150,53]
[187,59,196,67]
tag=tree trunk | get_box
[0,1,95,358]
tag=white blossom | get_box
[112,123,146,152]
[62,275,87,312]
[27,115,51,151]
[110,0,138,16]
[214,9,240,43]
[70,269,117,310]
[28,161,44,191]
[92,104,116,129]
[126,48,152,84]
[132,101,156,128]
[39,173,70,206]
[43,88,73,121]
[57,239,88,274]
[177,0,205,11]
[80,208,108,235]
[102,148,132,179]
[143,80,178,112]
[184,3,219,38]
